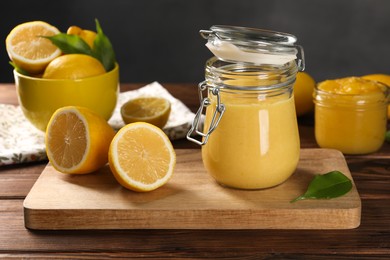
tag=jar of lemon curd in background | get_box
[187,25,305,189]
[314,77,389,155]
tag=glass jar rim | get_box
[314,82,389,97]
[201,25,297,47]
[314,84,389,107]
[200,25,304,70]
[205,57,298,91]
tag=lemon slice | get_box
[6,21,61,74]
[108,122,176,192]
[120,97,171,128]
[45,106,115,174]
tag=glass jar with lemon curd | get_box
[187,25,305,189]
[314,77,389,155]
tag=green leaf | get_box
[43,19,116,72]
[9,61,30,76]
[291,171,353,203]
[44,33,93,56]
[386,130,390,143]
[92,19,116,71]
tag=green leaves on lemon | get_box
[45,19,116,72]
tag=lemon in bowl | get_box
[14,55,119,131]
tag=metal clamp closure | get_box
[199,30,214,40]
[186,81,225,145]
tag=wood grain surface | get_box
[24,149,361,230]
[1,83,389,258]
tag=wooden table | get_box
[1,83,389,258]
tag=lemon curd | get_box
[314,77,389,154]
[202,85,300,189]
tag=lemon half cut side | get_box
[120,97,171,128]
[6,21,61,74]
[45,106,115,174]
[108,122,176,192]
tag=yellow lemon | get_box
[42,54,106,79]
[362,74,390,86]
[362,74,390,119]
[293,72,316,116]
[5,21,61,74]
[121,97,171,128]
[67,25,97,48]
[108,122,176,192]
[45,106,115,174]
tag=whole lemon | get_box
[67,26,97,48]
[43,54,106,80]
[362,74,390,119]
[293,72,316,116]
[362,74,390,86]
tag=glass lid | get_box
[200,25,305,69]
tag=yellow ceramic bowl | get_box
[14,64,119,131]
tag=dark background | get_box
[1,0,390,84]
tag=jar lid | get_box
[200,25,305,69]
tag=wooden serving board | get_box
[24,148,361,230]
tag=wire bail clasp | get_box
[186,81,225,145]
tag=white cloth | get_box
[0,82,195,166]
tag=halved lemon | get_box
[108,122,176,192]
[120,97,171,128]
[45,106,115,174]
[6,21,62,74]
